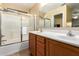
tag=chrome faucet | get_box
[67,30,74,37]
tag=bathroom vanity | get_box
[29,31,79,56]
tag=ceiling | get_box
[40,3,64,13]
[1,3,36,12]
[0,3,68,14]
[1,3,79,16]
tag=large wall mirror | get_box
[41,3,79,28]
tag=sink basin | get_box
[58,35,79,41]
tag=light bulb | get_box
[73,16,78,19]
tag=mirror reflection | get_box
[41,3,79,28]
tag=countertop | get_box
[29,31,79,47]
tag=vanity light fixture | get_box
[73,16,78,19]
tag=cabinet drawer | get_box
[37,35,45,43]
[37,41,45,47]
[29,33,36,39]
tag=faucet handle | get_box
[67,30,74,37]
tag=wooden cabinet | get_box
[46,39,55,56]
[29,33,46,56]
[29,33,79,56]
[46,38,79,56]
[29,33,36,55]
[36,35,46,56]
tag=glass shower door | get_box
[21,15,35,41]
[1,12,21,45]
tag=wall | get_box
[44,5,72,27]
[66,5,72,27]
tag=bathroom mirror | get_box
[41,3,79,28]
[54,14,63,27]
[43,14,79,28]
[39,3,79,29]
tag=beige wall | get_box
[66,5,72,27]
[44,5,72,27]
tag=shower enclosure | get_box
[0,11,35,46]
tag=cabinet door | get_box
[54,45,67,56]
[29,33,36,55]
[46,39,54,56]
[36,35,46,56]
[46,38,79,56]
[53,40,79,56]
[54,45,79,56]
